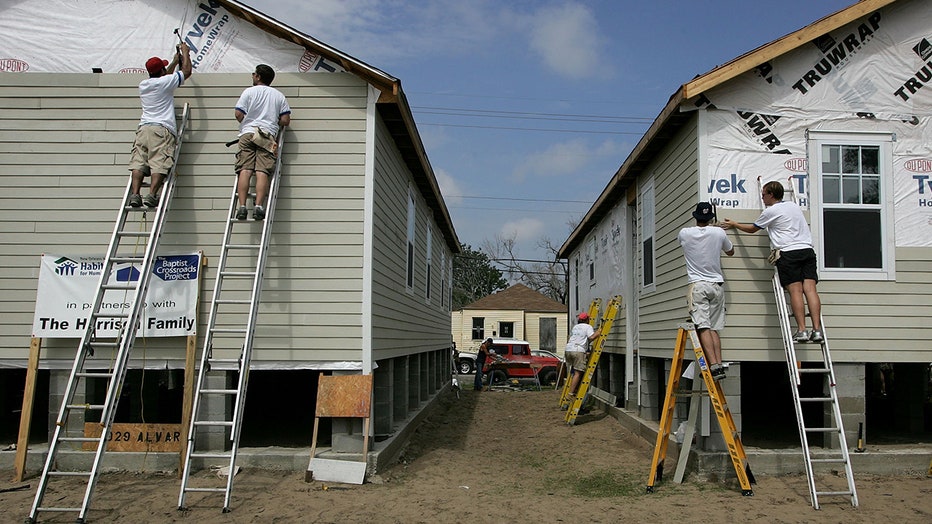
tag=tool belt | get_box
[251,128,278,155]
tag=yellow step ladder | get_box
[563,296,621,426]
[646,324,755,496]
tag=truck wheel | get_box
[488,370,507,385]
[539,368,557,385]
[458,360,474,374]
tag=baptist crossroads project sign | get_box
[32,253,201,338]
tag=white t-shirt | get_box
[235,84,291,137]
[753,201,813,251]
[565,322,595,353]
[138,71,184,136]
[678,226,733,283]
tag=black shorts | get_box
[776,248,818,286]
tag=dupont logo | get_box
[904,158,932,173]
[119,68,148,74]
[913,38,932,61]
[0,58,29,72]
[299,51,319,73]
[784,158,808,172]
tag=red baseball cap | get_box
[145,56,168,75]
[578,312,589,321]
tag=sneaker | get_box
[253,205,266,221]
[129,194,142,207]
[709,364,726,380]
[235,206,248,220]
[143,194,158,208]
[793,330,810,343]
[810,330,824,344]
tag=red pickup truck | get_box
[483,339,561,386]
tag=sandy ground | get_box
[3,386,931,523]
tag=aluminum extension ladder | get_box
[27,103,190,524]
[772,272,858,509]
[178,131,285,513]
[562,296,621,426]
[646,324,755,496]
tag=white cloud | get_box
[434,168,464,206]
[500,217,546,246]
[513,138,625,180]
[524,3,611,80]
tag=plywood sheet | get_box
[316,374,372,418]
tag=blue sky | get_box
[245,0,855,261]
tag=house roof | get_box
[223,0,460,253]
[462,284,567,313]
[558,0,898,258]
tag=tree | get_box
[483,234,567,304]
[452,244,508,309]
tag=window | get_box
[406,189,416,290]
[808,131,894,280]
[499,322,514,339]
[471,317,485,340]
[640,179,656,290]
[440,251,446,308]
[425,225,433,302]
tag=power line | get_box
[446,194,593,204]
[416,122,644,135]
[411,105,654,124]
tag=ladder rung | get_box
[101,283,137,291]
[190,452,232,459]
[193,421,234,427]
[76,372,115,379]
[799,397,833,402]
[210,328,247,334]
[216,299,251,305]
[116,231,149,237]
[66,404,105,411]
[206,358,240,365]
[183,487,227,493]
[798,368,830,374]
[59,436,100,443]
[805,427,840,432]
[92,311,129,319]
[47,471,92,477]
[815,490,854,496]
[220,271,257,277]
[110,257,144,264]
[810,458,847,463]
[226,244,260,250]
[201,389,238,395]
[36,506,82,512]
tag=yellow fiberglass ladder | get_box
[564,296,621,426]
[646,324,755,496]
[27,103,190,524]
[178,131,285,513]
[559,298,601,405]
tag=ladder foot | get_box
[223,507,232,514]
[741,489,754,497]
[645,486,654,494]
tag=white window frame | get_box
[406,187,416,292]
[807,130,895,281]
[425,225,433,303]
[640,178,657,293]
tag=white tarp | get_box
[33,253,201,338]
[684,2,932,246]
[0,0,344,74]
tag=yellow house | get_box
[452,284,567,355]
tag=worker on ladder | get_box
[234,64,292,221]
[722,181,824,344]
[564,312,600,401]
[128,42,193,208]
[678,202,734,380]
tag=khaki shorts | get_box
[234,132,277,175]
[565,351,589,373]
[687,281,726,331]
[128,125,176,175]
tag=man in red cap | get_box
[127,43,193,208]
[563,311,601,401]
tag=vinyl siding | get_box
[0,71,451,367]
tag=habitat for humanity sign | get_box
[32,253,201,338]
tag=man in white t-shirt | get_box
[679,202,734,380]
[128,43,192,208]
[564,312,601,399]
[233,64,292,221]
[722,181,823,344]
